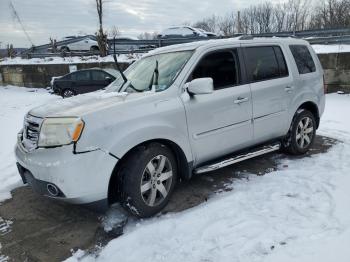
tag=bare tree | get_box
[109,26,121,39]
[192,15,220,33]
[191,0,350,35]
[49,37,57,53]
[95,0,108,56]
[138,32,158,40]
[7,44,16,58]
[218,12,236,36]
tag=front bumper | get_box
[15,136,118,210]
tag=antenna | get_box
[9,0,34,46]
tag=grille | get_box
[22,114,43,151]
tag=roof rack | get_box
[238,35,254,40]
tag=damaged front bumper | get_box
[15,135,118,212]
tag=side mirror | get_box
[187,78,214,95]
[105,76,112,83]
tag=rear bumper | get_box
[15,137,118,211]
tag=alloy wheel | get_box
[140,155,173,207]
[296,116,314,149]
[63,89,74,98]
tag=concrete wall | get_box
[0,62,130,88]
[0,53,349,92]
[318,53,350,93]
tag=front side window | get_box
[244,46,281,82]
[189,50,240,90]
[290,45,316,74]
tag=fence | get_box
[16,28,350,59]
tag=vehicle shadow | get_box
[0,135,337,261]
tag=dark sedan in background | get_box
[51,68,118,98]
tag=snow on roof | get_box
[312,44,350,54]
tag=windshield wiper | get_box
[113,52,143,93]
[113,54,128,91]
[147,60,159,91]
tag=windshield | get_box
[106,50,193,93]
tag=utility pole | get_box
[9,0,34,46]
[237,11,241,33]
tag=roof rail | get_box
[238,35,254,40]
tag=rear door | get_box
[91,70,112,91]
[181,48,253,165]
[242,45,293,144]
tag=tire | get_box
[90,46,99,52]
[118,143,177,218]
[61,89,75,98]
[60,46,70,52]
[283,109,316,155]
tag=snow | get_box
[0,86,59,201]
[0,85,350,262]
[312,44,350,54]
[66,94,350,262]
[0,54,141,65]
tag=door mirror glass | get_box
[187,78,214,95]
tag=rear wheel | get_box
[61,89,75,98]
[118,143,177,218]
[283,109,316,155]
[60,46,70,52]
[90,46,99,52]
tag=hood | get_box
[29,91,154,118]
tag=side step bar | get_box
[194,142,281,174]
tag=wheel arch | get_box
[90,45,99,50]
[107,138,192,205]
[297,101,320,128]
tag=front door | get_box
[181,49,253,165]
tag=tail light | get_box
[323,74,328,94]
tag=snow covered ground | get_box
[312,44,350,54]
[67,94,350,262]
[0,86,60,201]
[0,54,141,65]
[0,86,349,262]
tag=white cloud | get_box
[0,0,280,48]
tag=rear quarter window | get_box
[289,45,316,74]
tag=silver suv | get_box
[15,38,326,217]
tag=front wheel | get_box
[61,89,75,98]
[119,143,177,218]
[283,109,316,155]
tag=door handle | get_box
[234,97,249,104]
[285,86,294,93]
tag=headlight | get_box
[38,117,84,147]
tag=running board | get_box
[194,142,281,174]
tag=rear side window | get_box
[289,45,316,74]
[244,46,286,82]
[274,47,289,77]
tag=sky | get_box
[0,0,280,48]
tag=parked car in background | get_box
[51,68,119,97]
[58,36,99,52]
[16,38,325,218]
[196,28,218,38]
[109,36,156,52]
[158,26,217,39]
